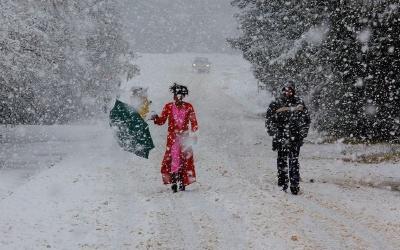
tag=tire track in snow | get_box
[299,184,400,249]
[251,171,394,249]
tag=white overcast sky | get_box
[121,0,239,53]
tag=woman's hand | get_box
[149,111,158,120]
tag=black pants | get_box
[277,145,301,187]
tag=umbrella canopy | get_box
[109,99,154,159]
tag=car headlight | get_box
[206,64,210,67]
[192,64,196,66]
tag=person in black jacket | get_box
[265,81,310,195]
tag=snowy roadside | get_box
[0,123,156,249]
[0,124,105,200]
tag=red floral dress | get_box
[153,102,198,185]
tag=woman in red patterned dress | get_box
[151,83,198,192]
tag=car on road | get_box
[192,57,211,73]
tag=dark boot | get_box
[171,183,178,193]
[179,182,185,191]
[177,172,185,191]
[171,173,178,193]
[278,174,289,191]
[290,186,299,195]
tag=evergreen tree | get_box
[229,0,328,95]
[231,0,400,142]
[315,2,400,142]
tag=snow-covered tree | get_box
[229,0,328,95]
[231,0,400,142]
[0,0,136,124]
[314,1,400,142]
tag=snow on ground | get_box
[0,124,103,200]
[0,53,399,249]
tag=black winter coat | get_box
[265,95,310,151]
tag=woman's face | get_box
[174,93,184,103]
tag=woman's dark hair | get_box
[170,83,189,96]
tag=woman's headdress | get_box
[170,83,189,96]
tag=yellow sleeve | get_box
[139,99,150,119]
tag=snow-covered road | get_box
[0,54,399,249]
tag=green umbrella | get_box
[109,99,154,159]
